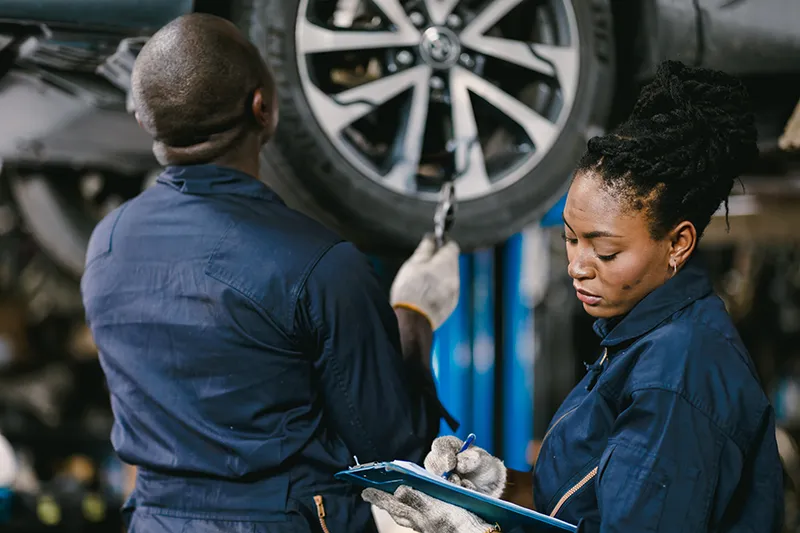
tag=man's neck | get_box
[210,142,261,179]
[211,158,260,179]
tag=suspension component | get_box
[434,180,456,248]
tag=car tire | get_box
[235,0,615,253]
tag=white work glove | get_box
[0,431,17,487]
[391,235,460,330]
[424,436,507,498]
[363,486,499,533]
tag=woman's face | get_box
[563,172,674,319]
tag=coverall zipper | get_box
[541,406,578,446]
[541,349,609,446]
[549,466,599,517]
[543,349,607,518]
[314,495,331,533]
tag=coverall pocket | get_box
[596,443,669,533]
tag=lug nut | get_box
[459,53,474,68]
[429,76,444,90]
[409,12,425,27]
[447,13,462,28]
[396,50,414,65]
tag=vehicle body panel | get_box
[697,0,800,75]
[634,0,800,79]
[636,0,702,79]
[0,70,154,172]
[0,0,194,31]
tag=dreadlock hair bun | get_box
[577,59,758,238]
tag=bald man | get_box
[80,13,460,533]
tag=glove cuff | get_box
[392,302,436,329]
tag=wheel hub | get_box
[418,26,461,70]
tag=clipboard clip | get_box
[349,457,381,470]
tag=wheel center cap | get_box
[419,26,461,70]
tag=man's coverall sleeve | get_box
[295,241,435,463]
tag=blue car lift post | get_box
[370,193,566,467]
[432,193,566,468]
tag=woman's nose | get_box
[568,254,593,280]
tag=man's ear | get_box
[251,88,269,129]
[668,220,697,269]
[251,87,278,143]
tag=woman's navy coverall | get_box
[80,165,447,532]
[531,260,784,532]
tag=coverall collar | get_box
[593,257,713,347]
[157,164,284,203]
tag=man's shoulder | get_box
[85,198,137,266]
[205,203,349,311]
[220,203,345,271]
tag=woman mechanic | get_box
[364,61,784,532]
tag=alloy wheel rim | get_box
[294,0,580,202]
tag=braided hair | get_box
[577,60,758,239]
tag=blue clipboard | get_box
[335,460,576,532]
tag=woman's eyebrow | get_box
[583,229,621,239]
[562,215,620,239]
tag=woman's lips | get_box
[575,286,602,306]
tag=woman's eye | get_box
[597,253,618,262]
[561,233,578,244]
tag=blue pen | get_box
[442,433,477,479]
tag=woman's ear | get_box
[669,221,697,268]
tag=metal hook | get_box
[434,181,456,249]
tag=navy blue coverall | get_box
[81,164,447,532]
[531,259,784,532]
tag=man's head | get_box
[131,13,277,166]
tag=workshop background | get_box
[0,1,799,532]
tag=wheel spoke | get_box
[532,42,579,105]
[460,34,579,104]
[370,0,419,33]
[384,66,434,192]
[449,66,491,198]
[461,34,554,75]
[296,17,418,54]
[423,0,461,25]
[460,0,580,105]
[459,66,559,152]
[461,0,524,37]
[305,64,431,138]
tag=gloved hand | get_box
[0,431,16,487]
[424,436,507,498]
[390,234,460,330]
[363,486,499,533]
